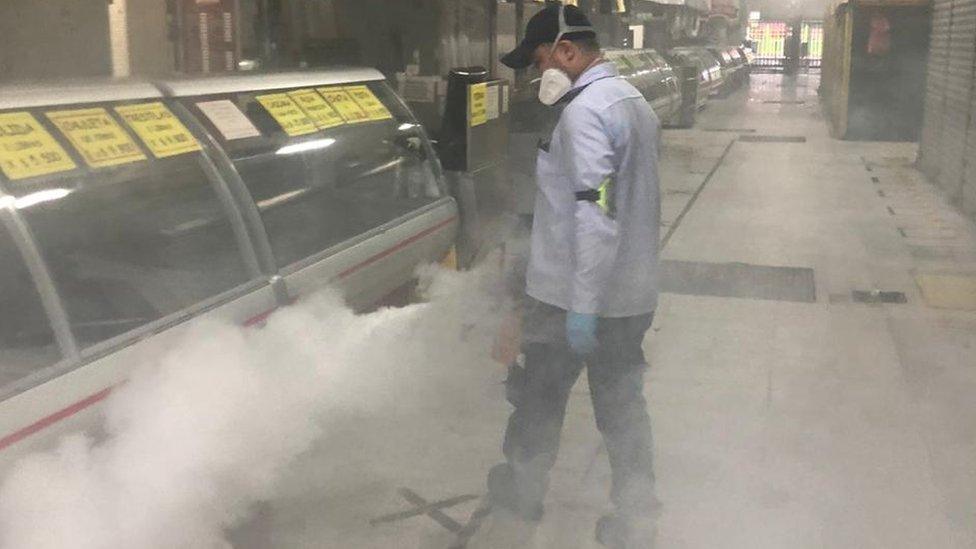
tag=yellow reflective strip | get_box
[596,178,611,214]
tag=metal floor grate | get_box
[660,260,817,303]
[851,290,908,304]
[738,135,807,143]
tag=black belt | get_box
[575,189,601,202]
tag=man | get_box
[487,4,662,548]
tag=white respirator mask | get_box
[536,5,595,106]
[538,68,573,106]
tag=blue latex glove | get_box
[566,312,599,355]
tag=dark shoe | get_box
[596,514,625,548]
[595,513,656,548]
[486,463,544,522]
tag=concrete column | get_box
[108,0,176,77]
[109,0,132,77]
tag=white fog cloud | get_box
[0,263,509,549]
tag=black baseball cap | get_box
[500,4,596,70]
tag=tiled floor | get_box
[252,73,976,548]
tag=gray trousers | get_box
[502,298,656,515]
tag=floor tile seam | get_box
[659,138,737,250]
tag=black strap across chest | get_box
[555,73,616,107]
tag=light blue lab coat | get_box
[526,61,661,317]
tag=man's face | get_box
[532,43,557,74]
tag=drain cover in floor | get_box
[660,260,816,303]
[909,246,958,260]
[915,274,976,310]
[851,290,907,304]
[738,135,807,143]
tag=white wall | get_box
[746,0,831,20]
[0,0,112,81]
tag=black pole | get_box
[514,0,526,87]
[515,0,525,44]
[488,0,498,77]
[257,0,279,68]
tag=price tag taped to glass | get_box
[255,93,318,137]
[344,85,393,121]
[46,108,146,169]
[0,112,77,181]
[288,89,346,130]
[317,87,370,124]
[115,102,202,159]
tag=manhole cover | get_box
[851,290,907,304]
[915,274,976,310]
[660,260,816,303]
[738,135,807,143]
[909,246,957,260]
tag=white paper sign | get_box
[195,100,261,140]
[485,84,500,121]
[501,85,510,114]
[400,77,437,103]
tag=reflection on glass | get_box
[190,81,443,270]
[3,104,253,347]
[0,222,61,390]
[276,138,336,156]
[13,188,73,209]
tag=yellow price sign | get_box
[344,85,393,121]
[255,93,318,137]
[317,87,370,124]
[46,108,146,169]
[287,89,345,130]
[0,112,77,181]
[469,83,488,127]
[115,102,202,159]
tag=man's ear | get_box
[554,40,574,63]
